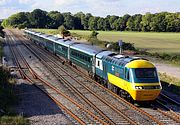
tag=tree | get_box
[48,11,64,29]
[165,13,180,32]
[58,25,70,38]
[29,9,48,28]
[90,30,99,38]
[114,14,131,31]
[134,14,142,31]
[62,12,75,29]
[126,14,142,31]
[2,9,180,32]
[150,12,167,32]
[88,17,99,30]
[1,19,10,28]
[103,18,110,31]
[2,12,30,28]
[140,12,153,31]
[0,25,5,38]
[97,18,104,30]
[109,15,119,30]
[74,12,84,29]
[88,30,99,45]
[113,17,123,31]
[126,16,134,31]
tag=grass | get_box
[32,29,180,54]
[70,30,180,54]
[0,116,29,125]
[33,29,59,35]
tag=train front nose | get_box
[131,85,161,101]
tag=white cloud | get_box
[0,0,180,19]
[18,0,32,4]
[0,7,23,19]
[0,0,11,5]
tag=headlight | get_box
[155,86,160,89]
[135,86,143,89]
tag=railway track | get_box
[9,29,180,124]
[158,92,180,110]
[13,30,136,124]
[5,30,110,124]
[153,92,180,124]
[11,29,170,125]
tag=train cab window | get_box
[125,68,130,81]
[97,61,100,66]
[135,68,157,78]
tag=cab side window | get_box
[125,68,130,81]
[127,70,130,81]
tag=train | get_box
[24,29,162,103]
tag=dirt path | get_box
[154,62,180,79]
[144,56,180,79]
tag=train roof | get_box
[44,35,58,41]
[24,29,37,35]
[126,60,155,68]
[70,43,104,56]
[103,55,149,67]
[25,29,77,47]
[96,51,114,59]
[39,33,51,38]
[54,39,76,47]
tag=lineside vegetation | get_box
[0,29,29,125]
[0,67,29,125]
[2,9,180,32]
[159,73,180,95]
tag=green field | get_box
[33,29,180,54]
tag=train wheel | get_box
[119,89,126,98]
[112,85,118,94]
[101,80,107,88]
[107,81,112,90]
[88,71,94,79]
[127,94,134,104]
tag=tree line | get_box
[0,21,5,38]
[1,9,180,32]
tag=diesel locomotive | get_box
[24,29,162,103]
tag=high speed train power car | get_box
[24,29,162,103]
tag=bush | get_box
[58,25,71,38]
[138,49,180,65]
[0,115,29,125]
[111,42,136,51]
[0,67,16,112]
[0,67,29,124]
[0,26,5,38]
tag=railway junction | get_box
[1,29,180,125]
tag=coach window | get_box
[85,56,87,62]
[88,57,90,63]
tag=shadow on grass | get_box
[161,80,180,95]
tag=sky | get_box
[0,0,180,19]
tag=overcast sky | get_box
[0,0,180,19]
